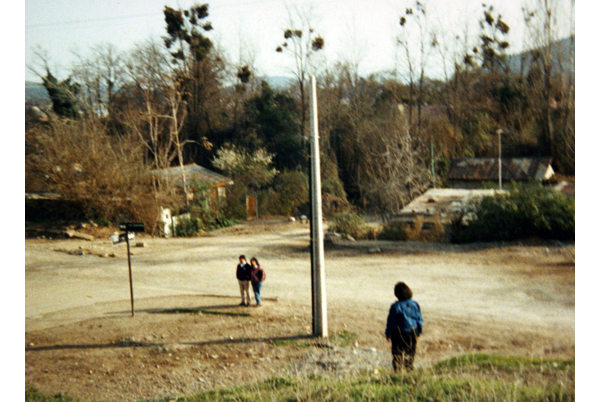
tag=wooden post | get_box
[119,222,144,317]
[309,75,328,338]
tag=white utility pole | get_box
[309,75,328,338]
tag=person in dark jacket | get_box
[236,255,251,306]
[249,257,266,307]
[385,281,423,371]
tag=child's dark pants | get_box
[391,330,417,371]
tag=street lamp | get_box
[496,129,504,190]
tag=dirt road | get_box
[25,219,575,401]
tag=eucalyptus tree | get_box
[41,71,81,120]
[162,3,226,164]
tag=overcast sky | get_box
[25,0,575,83]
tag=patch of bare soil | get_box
[25,219,575,402]
[26,296,316,401]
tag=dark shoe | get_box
[239,302,245,306]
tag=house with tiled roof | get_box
[446,157,555,189]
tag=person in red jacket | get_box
[249,257,266,307]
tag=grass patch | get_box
[26,385,79,402]
[270,330,357,349]
[26,354,574,402]
[182,354,574,402]
[271,333,313,348]
[180,364,573,401]
[329,330,359,347]
[434,353,574,373]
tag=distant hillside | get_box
[507,36,574,76]
[26,76,295,106]
[26,81,51,105]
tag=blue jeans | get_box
[251,281,263,305]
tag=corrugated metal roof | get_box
[447,157,554,182]
[152,164,233,188]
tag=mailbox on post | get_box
[118,222,146,232]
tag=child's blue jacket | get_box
[385,299,423,338]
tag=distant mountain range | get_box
[25,76,296,105]
[25,37,573,105]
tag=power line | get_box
[26,0,282,30]
[26,13,158,29]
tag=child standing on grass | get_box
[249,257,266,307]
[385,281,423,371]
[236,255,251,306]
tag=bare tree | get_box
[162,78,192,205]
[397,1,436,132]
[523,0,575,172]
[25,117,154,224]
[228,22,260,129]
[396,0,436,184]
[121,41,172,168]
[276,3,325,140]
[71,43,124,118]
[360,105,430,218]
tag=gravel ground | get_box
[25,219,575,401]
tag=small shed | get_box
[446,157,555,189]
[152,164,233,201]
[392,188,505,241]
[397,188,502,222]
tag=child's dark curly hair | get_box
[394,282,413,301]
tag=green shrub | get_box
[379,220,408,241]
[222,183,248,221]
[379,215,446,242]
[329,212,370,240]
[321,175,347,200]
[172,182,239,237]
[173,216,203,237]
[274,170,309,215]
[258,170,309,216]
[450,183,575,243]
[322,192,351,216]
